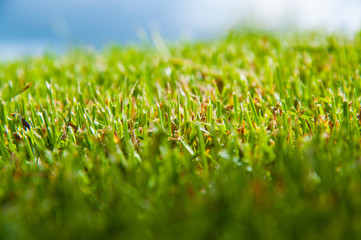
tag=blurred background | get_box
[0,0,361,59]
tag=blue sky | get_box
[0,0,360,59]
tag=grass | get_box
[1,30,361,239]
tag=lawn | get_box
[1,30,361,239]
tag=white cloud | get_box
[175,0,361,34]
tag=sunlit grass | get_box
[1,30,361,239]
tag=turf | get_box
[1,30,361,239]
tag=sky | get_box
[0,0,360,59]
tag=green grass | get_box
[1,30,361,239]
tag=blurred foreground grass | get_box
[1,30,361,239]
